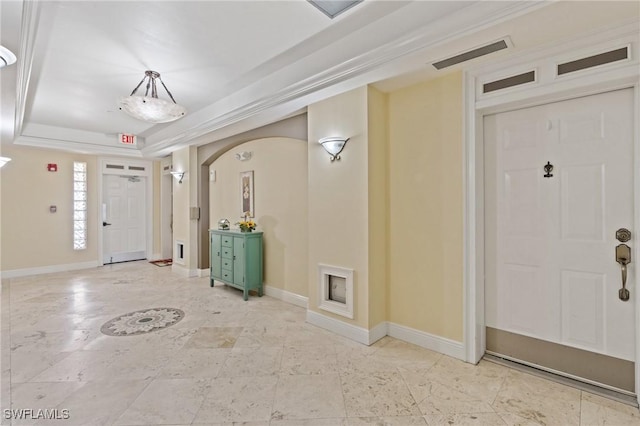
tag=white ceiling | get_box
[1,1,638,158]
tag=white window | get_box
[73,162,87,250]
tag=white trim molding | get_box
[0,261,99,279]
[305,312,464,355]
[463,20,640,401]
[264,285,308,309]
[388,322,465,361]
[306,310,384,346]
[171,264,198,278]
[317,263,354,319]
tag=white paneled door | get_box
[485,89,635,364]
[103,174,147,264]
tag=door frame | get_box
[462,22,640,401]
[97,157,154,266]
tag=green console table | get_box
[209,229,263,300]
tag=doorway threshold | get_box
[484,353,638,408]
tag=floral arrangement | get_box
[236,212,256,232]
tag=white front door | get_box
[485,89,635,387]
[103,174,147,264]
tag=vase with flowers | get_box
[236,212,256,232]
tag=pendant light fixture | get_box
[119,70,187,123]
[0,45,17,68]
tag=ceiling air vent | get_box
[433,39,509,70]
[557,47,628,76]
[483,70,536,94]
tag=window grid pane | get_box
[73,162,87,250]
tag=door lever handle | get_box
[616,243,631,302]
[102,221,112,227]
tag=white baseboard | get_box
[387,321,465,360]
[197,268,210,278]
[171,264,198,277]
[306,310,372,345]
[264,285,308,309]
[0,261,100,279]
[302,313,464,358]
[149,253,163,261]
[368,321,388,345]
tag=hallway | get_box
[2,262,638,425]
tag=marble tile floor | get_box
[1,261,639,426]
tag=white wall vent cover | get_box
[318,264,354,319]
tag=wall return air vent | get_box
[557,47,629,76]
[433,39,509,70]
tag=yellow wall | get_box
[0,145,99,271]
[387,72,464,341]
[308,87,370,328]
[209,137,308,296]
[367,86,389,329]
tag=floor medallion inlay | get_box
[100,307,185,336]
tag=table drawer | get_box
[221,247,233,259]
[221,235,233,247]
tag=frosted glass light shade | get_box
[0,45,16,68]
[318,136,349,161]
[119,95,187,124]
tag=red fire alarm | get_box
[47,163,57,172]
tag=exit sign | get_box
[118,133,137,146]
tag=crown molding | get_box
[142,1,550,156]
[12,1,549,158]
[13,0,40,138]
[15,135,143,157]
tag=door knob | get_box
[103,221,112,227]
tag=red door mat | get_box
[150,259,173,267]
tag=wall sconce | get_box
[170,171,186,184]
[0,156,11,169]
[318,137,350,162]
[235,151,252,162]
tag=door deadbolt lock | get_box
[616,228,631,243]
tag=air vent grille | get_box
[106,164,125,170]
[483,71,536,94]
[433,40,509,70]
[129,166,145,171]
[557,47,628,75]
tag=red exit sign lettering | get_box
[118,133,137,146]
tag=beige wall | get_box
[152,161,161,257]
[172,146,198,274]
[209,137,308,296]
[308,87,370,328]
[367,86,389,328]
[0,145,99,271]
[387,72,464,341]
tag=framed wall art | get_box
[240,170,254,217]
